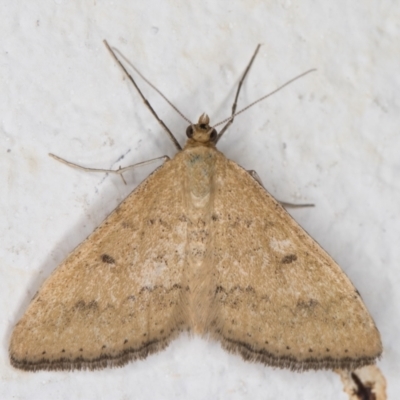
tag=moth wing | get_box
[10,159,189,371]
[208,158,382,370]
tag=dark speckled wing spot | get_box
[101,254,116,264]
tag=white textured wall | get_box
[1,1,399,399]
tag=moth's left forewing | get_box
[207,155,382,370]
[9,159,190,371]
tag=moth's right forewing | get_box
[208,157,382,371]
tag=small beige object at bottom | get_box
[337,365,387,400]
[9,45,382,373]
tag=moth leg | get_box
[49,153,169,185]
[278,201,314,208]
[248,169,314,208]
[247,169,264,186]
[103,40,183,151]
[216,44,261,143]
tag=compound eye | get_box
[209,129,218,142]
[186,125,193,138]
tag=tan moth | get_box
[9,42,382,372]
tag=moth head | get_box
[186,113,218,145]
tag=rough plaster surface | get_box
[1,1,399,399]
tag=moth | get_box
[9,42,382,372]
